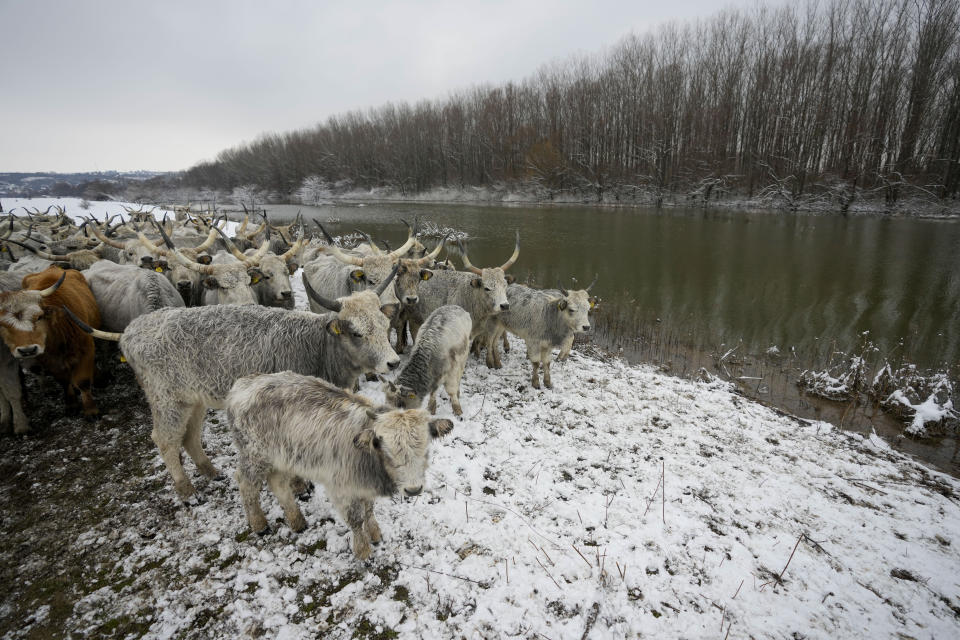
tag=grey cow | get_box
[83,261,185,331]
[484,277,598,388]
[385,305,471,417]
[227,371,453,559]
[65,278,400,499]
[406,232,520,343]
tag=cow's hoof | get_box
[174,481,197,500]
[288,513,307,533]
[256,525,272,537]
[198,464,221,480]
[544,380,553,389]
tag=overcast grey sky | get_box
[1,0,757,173]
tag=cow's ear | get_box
[429,418,454,439]
[380,303,398,319]
[556,299,568,311]
[287,261,298,275]
[326,318,342,336]
[350,269,366,283]
[197,254,213,265]
[471,277,482,288]
[588,296,600,310]
[353,429,380,452]
[505,274,516,284]
[247,268,265,284]
[203,277,220,289]
[420,269,433,281]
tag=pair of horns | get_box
[303,263,400,312]
[557,274,598,296]
[459,230,520,275]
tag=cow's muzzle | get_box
[15,345,40,358]
[404,486,422,497]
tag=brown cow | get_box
[0,267,102,418]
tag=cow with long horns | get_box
[0,267,102,420]
[65,268,401,499]
[302,221,433,318]
[406,231,520,343]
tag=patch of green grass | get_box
[351,616,398,639]
[392,585,410,604]
[234,530,251,543]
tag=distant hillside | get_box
[0,171,172,198]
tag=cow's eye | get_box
[352,331,363,339]
[484,286,491,292]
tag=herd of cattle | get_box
[0,204,598,558]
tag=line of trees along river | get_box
[184,0,960,208]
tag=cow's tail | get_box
[62,306,122,341]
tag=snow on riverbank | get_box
[3,196,960,638]
[49,347,960,637]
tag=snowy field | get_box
[2,197,960,638]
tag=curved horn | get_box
[62,305,123,341]
[136,232,166,256]
[214,226,248,261]
[584,273,598,292]
[557,279,569,297]
[151,217,177,250]
[280,233,306,262]
[499,230,520,271]
[193,227,219,253]
[39,270,68,297]
[315,221,336,244]
[387,220,417,259]
[325,242,364,267]
[169,249,215,274]
[418,233,449,265]
[88,221,127,249]
[242,234,272,267]
[457,239,482,275]
[355,229,382,255]
[374,263,400,297]
[302,274,342,312]
[237,212,249,235]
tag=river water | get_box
[263,201,960,475]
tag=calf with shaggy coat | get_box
[66,282,400,499]
[227,371,453,559]
[385,305,471,416]
[485,277,597,389]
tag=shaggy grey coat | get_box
[83,261,184,331]
[406,268,510,341]
[227,371,453,559]
[118,290,399,499]
[385,305,471,416]
[485,284,593,389]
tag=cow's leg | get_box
[445,348,467,417]
[182,404,219,479]
[485,327,501,369]
[428,391,438,414]
[73,339,98,418]
[526,342,541,389]
[502,331,510,353]
[395,317,408,354]
[267,470,307,532]
[0,360,28,434]
[409,320,421,344]
[150,400,195,499]
[236,462,269,535]
[541,345,554,389]
[557,334,574,361]
[333,494,372,560]
[362,499,382,545]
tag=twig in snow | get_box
[732,579,744,599]
[469,392,486,420]
[643,475,663,517]
[465,501,469,522]
[505,558,509,584]
[535,557,563,590]
[604,493,616,529]
[577,510,583,526]
[571,544,593,568]
[397,561,490,586]
[662,460,666,524]
[777,534,803,584]
[723,623,732,640]
[720,605,725,632]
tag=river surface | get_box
[263,201,960,475]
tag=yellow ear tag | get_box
[407,393,416,399]
[557,301,564,310]
[155,267,163,273]
[251,276,260,284]
[590,301,596,309]
[421,272,430,280]
[332,324,341,335]
[120,355,127,363]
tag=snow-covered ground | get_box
[3,197,960,638]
